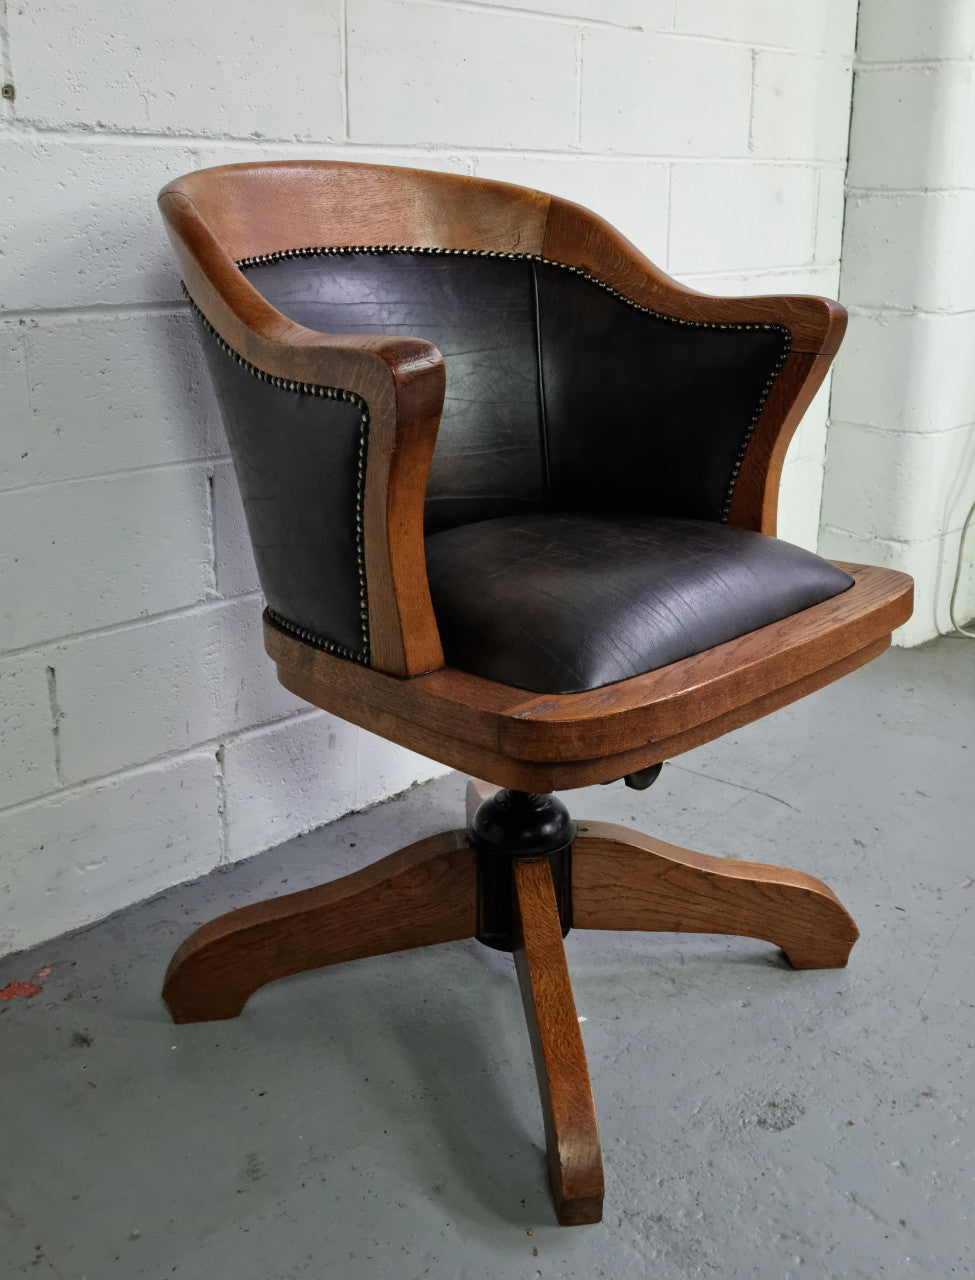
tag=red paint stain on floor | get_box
[0,980,43,1001]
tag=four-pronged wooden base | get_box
[162,797,859,1226]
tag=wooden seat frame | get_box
[159,162,914,1226]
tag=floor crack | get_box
[668,763,798,810]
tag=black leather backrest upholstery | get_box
[242,248,789,532]
[193,312,370,661]
[534,261,790,521]
[243,250,545,533]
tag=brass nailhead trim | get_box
[238,244,793,521]
[183,286,370,664]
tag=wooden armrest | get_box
[542,196,847,535]
[160,187,447,678]
[543,196,846,356]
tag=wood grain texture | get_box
[571,822,859,969]
[163,161,551,264]
[266,563,912,790]
[163,831,475,1023]
[513,858,604,1226]
[275,637,878,793]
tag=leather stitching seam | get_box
[184,285,370,665]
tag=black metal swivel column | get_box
[468,790,575,951]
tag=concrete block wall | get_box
[822,0,975,643]
[0,0,859,955]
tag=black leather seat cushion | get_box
[425,514,854,694]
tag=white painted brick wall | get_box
[0,755,222,955]
[847,63,975,191]
[673,1,857,54]
[855,0,975,61]
[50,597,305,784]
[581,31,753,157]
[668,164,819,274]
[6,313,225,487]
[0,0,858,955]
[0,655,59,810]
[222,714,359,863]
[822,0,975,643]
[750,53,852,162]
[7,1,345,139]
[0,467,213,651]
[211,462,262,598]
[840,192,975,313]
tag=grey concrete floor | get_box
[1,637,972,1280]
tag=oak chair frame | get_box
[159,162,913,1226]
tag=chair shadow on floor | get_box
[231,939,555,1228]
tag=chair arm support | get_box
[160,188,447,677]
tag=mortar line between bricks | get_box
[0,591,263,661]
[341,0,350,142]
[416,1,842,48]
[0,708,328,822]
[821,523,971,547]
[214,743,230,865]
[829,0,860,436]
[21,316,36,420]
[346,148,848,167]
[0,454,232,499]
[847,185,975,197]
[829,418,975,440]
[205,468,218,597]
[574,27,583,148]
[811,166,824,259]
[0,300,191,322]
[846,303,975,318]
[854,57,975,71]
[44,663,63,786]
[392,0,643,31]
[664,162,673,270]
[0,121,850,167]
[747,48,757,155]
[0,0,14,114]
[676,260,837,281]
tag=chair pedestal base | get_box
[162,785,859,1227]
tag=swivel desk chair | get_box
[158,162,913,1225]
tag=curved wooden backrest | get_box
[162,161,552,262]
[160,161,840,351]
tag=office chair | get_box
[158,162,912,1224]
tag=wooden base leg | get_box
[513,857,604,1226]
[163,831,476,1023]
[571,822,859,969]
